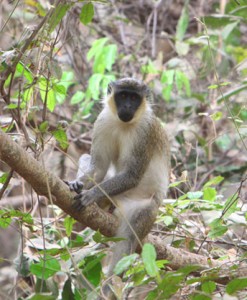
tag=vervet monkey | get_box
[68,78,170,298]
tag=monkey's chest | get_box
[109,129,135,168]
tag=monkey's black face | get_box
[114,91,142,122]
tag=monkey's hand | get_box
[64,180,84,194]
[72,190,96,210]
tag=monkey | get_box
[67,78,170,299]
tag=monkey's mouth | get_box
[118,113,133,122]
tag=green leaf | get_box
[93,231,124,243]
[64,216,76,237]
[203,187,216,201]
[208,84,218,89]
[0,173,8,184]
[142,243,158,277]
[30,256,61,280]
[87,38,108,61]
[208,218,228,238]
[203,15,238,28]
[23,87,33,103]
[60,71,75,89]
[215,134,232,151]
[201,281,216,294]
[141,60,159,74]
[80,3,94,25]
[175,41,190,56]
[16,62,33,83]
[203,176,224,188]
[162,85,173,101]
[176,0,189,41]
[71,91,85,105]
[187,191,203,199]
[61,279,74,300]
[222,21,239,40]
[0,213,11,228]
[208,224,228,238]
[101,74,116,92]
[158,272,184,298]
[39,77,56,112]
[169,180,185,187]
[26,294,56,300]
[7,103,18,109]
[191,294,211,300]
[53,84,66,96]
[52,129,69,150]
[163,216,173,226]
[114,253,138,275]
[161,70,175,101]
[226,278,247,295]
[39,121,49,133]
[146,289,159,300]
[161,70,175,85]
[104,44,117,71]
[49,4,71,32]
[82,254,104,286]
[210,111,223,121]
[222,193,238,219]
[216,84,247,103]
[88,73,103,100]
[175,71,191,96]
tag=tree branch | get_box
[1,130,247,279]
[0,130,118,237]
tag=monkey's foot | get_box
[64,180,83,194]
[72,190,95,210]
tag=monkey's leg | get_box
[108,200,158,275]
[101,199,159,299]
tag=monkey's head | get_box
[106,78,152,123]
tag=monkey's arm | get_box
[66,152,110,194]
[73,148,149,210]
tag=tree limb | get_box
[0,130,118,237]
[1,130,247,279]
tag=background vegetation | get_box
[0,0,247,299]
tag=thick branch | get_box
[0,130,118,236]
[1,130,247,279]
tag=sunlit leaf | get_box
[203,176,224,188]
[226,278,247,295]
[176,0,189,41]
[114,253,138,275]
[52,129,69,150]
[71,91,85,105]
[203,187,217,201]
[201,281,216,294]
[64,216,76,237]
[30,256,61,279]
[142,243,158,277]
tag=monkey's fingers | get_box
[64,180,84,193]
[74,192,95,209]
[72,199,85,211]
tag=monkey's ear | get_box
[107,82,114,95]
[144,85,153,102]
